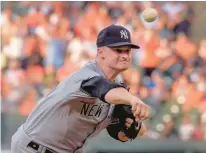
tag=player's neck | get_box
[95,59,120,81]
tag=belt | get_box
[27,141,55,153]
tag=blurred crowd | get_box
[1,1,206,142]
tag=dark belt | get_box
[27,141,55,153]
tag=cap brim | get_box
[107,42,140,49]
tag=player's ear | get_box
[97,47,105,59]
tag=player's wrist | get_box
[129,96,138,106]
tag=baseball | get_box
[142,8,158,22]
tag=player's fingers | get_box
[140,105,149,120]
[125,122,131,128]
[125,118,134,128]
[134,104,141,116]
[126,118,134,124]
[139,105,147,120]
[131,103,137,113]
[134,105,142,121]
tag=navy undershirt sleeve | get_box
[80,76,127,103]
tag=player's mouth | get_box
[119,61,129,64]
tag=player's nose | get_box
[120,52,130,59]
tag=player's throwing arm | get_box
[105,87,149,121]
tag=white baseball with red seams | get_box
[142,8,158,22]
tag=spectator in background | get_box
[156,13,174,40]
[155,38,172,61]
[178,115,194,141]
[192,120,205,141]
[56,53,79,82]
[150,72,167,104]
[172,75,190,98]
[25,7,45,35]
[173,12,191,36]
[200,98,206,139]
[182,79,204,113]
[22,34,44,69]
[66,37,84,67]
[43,65,56,95]
[0,7,13,25]
[175,33,197,62]
[1,58,26,113]
[140,30,160,77]
[162,120,178,139]
[44,24,68,71]
[18,87,38,116]
[196,39,206,67]
[162,2,185,20]
[26,64,45,98]
[1,9,24,59]
[138,85,153,107]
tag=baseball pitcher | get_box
[11,25,149,153]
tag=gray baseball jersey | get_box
[15,60,121,153]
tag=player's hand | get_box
[130,98,149,122]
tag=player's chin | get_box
[116,67,129,72]
[117,62,130,70]
[118,65,130,71]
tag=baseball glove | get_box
[107,104,142,141]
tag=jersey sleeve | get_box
[80,76,128,103]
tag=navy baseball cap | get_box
[96,25,140,49]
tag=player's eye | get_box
[113,48,131,53]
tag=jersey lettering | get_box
[95,104,104,117]
[80,103,104,117]
[80,103,90,115]
[88,105,98,116]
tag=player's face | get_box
[105,46,132,71]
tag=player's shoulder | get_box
[70,60,102,80]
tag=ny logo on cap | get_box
[120,30,128,39]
